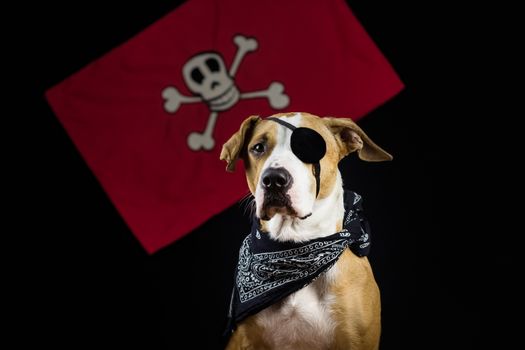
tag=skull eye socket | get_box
[191,68,204,84]
[205,58,220,72]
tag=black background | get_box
[12,1,515,349]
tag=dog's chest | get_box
[254,269,337,349]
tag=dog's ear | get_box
[324,117,393,161]
[220,115,261,172]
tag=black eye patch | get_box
[267,117,326,163]
[290,127,326,163]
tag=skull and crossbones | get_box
[162,35,290,151]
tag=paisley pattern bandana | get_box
[226,190,371,332]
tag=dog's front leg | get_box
[331,251,382,350]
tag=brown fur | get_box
[222,113,390,350]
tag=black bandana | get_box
[226,190,371,333]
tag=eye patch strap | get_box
[266,117,321,197]
[266,117,297,131]
[312,163,321,198]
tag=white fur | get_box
[255,272,338,350]
[253,113,346,349]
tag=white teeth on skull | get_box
[208,85,240,111]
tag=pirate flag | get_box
[45,0,403,253]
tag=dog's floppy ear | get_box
[324,117,393,161]
[220,115,261,172]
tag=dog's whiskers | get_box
[239,192,256,218]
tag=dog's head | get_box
[220,112,392,221]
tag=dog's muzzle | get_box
[260,167,294,220]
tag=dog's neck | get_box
[262,172,345,243]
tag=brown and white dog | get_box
[220,112,392,350]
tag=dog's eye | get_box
[250,143,266,156]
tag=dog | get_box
[220,112,392,350]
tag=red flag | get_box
[46,0,403,253]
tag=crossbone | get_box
[162,34,290,151]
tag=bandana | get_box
[226,190,371,332]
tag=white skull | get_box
[182,52,240,111]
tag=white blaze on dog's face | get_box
[220,112,392,225]
[253,113,315,220]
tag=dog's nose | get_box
[261,167,292,192]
